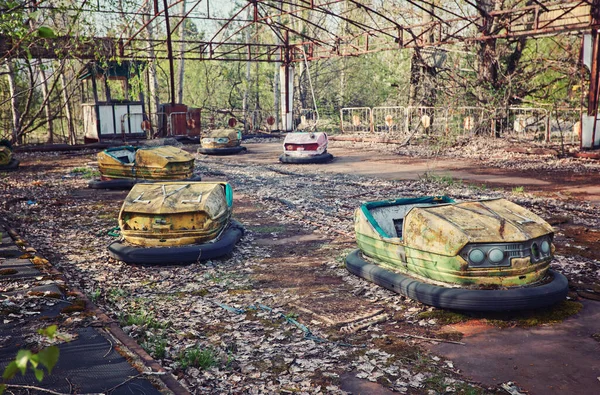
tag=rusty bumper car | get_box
[89,145,200,189]
[0,141,19,171]
[279,132,333,164]
[346,196,568,311]
[108,182,243,264]
[197,129,246,155]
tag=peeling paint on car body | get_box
[355,197,555,287]
[282,131,328,157]
[118,182,233,247]
[97,145,194,180]
[200,129,242,149]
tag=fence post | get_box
[545,109,550,142]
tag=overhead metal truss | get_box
[1,0,596,63]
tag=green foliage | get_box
[88,289,101,302]
[119,310,168,330]
[37,26,55,38]
[71,167,100,179]
[1,325,60,394]
[107,288,128,302]
[141,334,168,359]
[420,172,463,188]
[284,312,298,320]
[178,347,217,370]
[512,186,525,194]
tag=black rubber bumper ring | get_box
[108,220,244,265]
[279,152,333,164]
[197,146,247,155]
[0,158,20,171]
[88,174,202,190]
[346,249,568,312]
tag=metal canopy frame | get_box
[3,1,600,144]
[3,0,596,62]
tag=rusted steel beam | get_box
[586,0,600,148]
[162,0,176,105]
[1,1,595,63]
[0,35,117,60]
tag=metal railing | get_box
[339,105,573,143]
[371,106,407,135]
[340,107,372,134]
[502,107,550,141]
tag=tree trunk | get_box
[27,16,54,143]
[339,63,345,107]
[477,0,499,89]
[6,61,22,144]
[408,51,421,107]
[176,0,186,104]
[408,2,438,107]
[37,61,54,144]
[59,63,76,144]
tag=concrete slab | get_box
[429,300,600,395]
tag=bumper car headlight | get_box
[468,249,485,265]
[541,240,550,254]
[488,248,505,264]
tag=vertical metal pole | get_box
[586,1,600,148]
[162,0,176,105]
[285,32,290,118]
[280,31,294,132]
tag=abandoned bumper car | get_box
[0,140,19,170]
[279,132,333,164]
[346,196,568,311]
[108,182,244,264]
[89,145,200,189]
[197,129,246,155]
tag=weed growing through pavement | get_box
[142,334,168,359]
[89,289,101,303]
[119,310,168,330]
[107,288,128,302]
[71,167,100,179]
[419,172,463,188]
[178,347,217,370]
[512,185,525,194]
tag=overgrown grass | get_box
[512,185,525,194]
[119,310,169,330]
[88,289,101,303]
[420,172,463,187]
[107,288,128,302]
[252,224,287,234]
[178,346,218,370]
[71,167,100,179]
[142,334,168,359]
